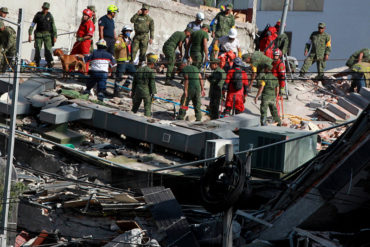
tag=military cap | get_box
[0,7,9,13]
[0,21,4,29]
[42,2,50,9]
[318,22,326,28]
[209,58,220,63]
[202,24,211,32]
[142,4,150,10]
[226,3,233,9]
[185,27,193,33]
[147,53,158,63]
[87,5,96,12]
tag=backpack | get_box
[232,68,243,91]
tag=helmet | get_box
[196,12,204,21]
[122,25,133,32]
[228,28,237,38]
[107,5,119,13]
[273,49,282,57]
[147,53,158,63]
[234,57,243,66]
[97,39,107,47]
[83,9,93,18]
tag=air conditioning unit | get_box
[239,126,317,174]
[205,138,239,159]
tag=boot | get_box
[261,117,268,126]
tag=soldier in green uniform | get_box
[177,60,206,121]
[211,4,235,39]
[254,66,281,126]
[207,58,226,119]
[186,24,209,70]
[131,53,157,117]
[28,2,57,68]
[0,7,9,18]
[0,21,16,72]
[346,48,370,68]
[162,28,192,85]
[300,22,331,79]
[130,4,154,65]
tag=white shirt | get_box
[219,36,240,54]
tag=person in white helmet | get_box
[187,12,204,32]
[113,25,136,96]
[213,28,241,59]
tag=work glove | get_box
[77,37,85,42]
[280,87,286,95]
[213,44,219,51]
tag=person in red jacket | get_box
[271,49,286,95]
[71,9,95,55]
[259,22,278,59]
[222,57,249,115]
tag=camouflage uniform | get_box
[130,5,154,63]
[275,32,289,55]
[131,66,157,117]
[190,28,209,69]
[208,66,226,119]
[300,24,331,78]
[346,48,370,68]
[258,72,281,126]
[29,4,57,66]
[212,12,235,39]
[251,51,273,71]
[0,25,16,72]
[163,31,187,81]
[178,65,202,121]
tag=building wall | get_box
[256,0,370,70]
[0,0,256,62]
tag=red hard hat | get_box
[83,9,93,18]
[273,49,282,57]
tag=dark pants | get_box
[87,71,108,92]
[115,62,136,83]
[104,37,115,55]
[350,73,366,93]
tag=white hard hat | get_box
[196,12,205,20]
[122,25,133,32]
[228,28,237,39]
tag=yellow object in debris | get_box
[29,62,36,67]
[285,114,311,125]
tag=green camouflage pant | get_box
[132,94,152,117]
[163,46,175,81]
[177,90,202,121]
[190,52,203,70]
[0,47,16,72]
[34,32,53,64]
[132,33,149,63]
[260,97,281,125]
[300,54,326,78]
[209,88,222,119]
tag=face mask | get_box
[124,32,131,37]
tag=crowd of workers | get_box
[0,2,369,125]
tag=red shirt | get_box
[225,68,249,93]
[272,59,286,88]
[77,19,95,38]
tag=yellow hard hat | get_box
[107,5,119,13]
[147,53,158,63]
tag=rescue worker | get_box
[300,22,331,80]
[244,51,273,92]
[346,48,370,68]
[131,53,157,117]
[259,23,278,59]
[70,9,95,56]
[98,5,119,55]
[346,48,370,93]
[28,2,57,68]
[272,49,286,95]
[86,5,97,24]
[213,28,241,70]
[254,65,281,126]
[207,58,226,119]
[222,57,249,115]
[83,40,117,101]
[187,12,204,32]
[163,28,192,85]
[0,7,8,18]
[130,4,154,65]
[242,53,257,92]
[114,25,136,96]
[211,3,235,39]
[177,59,206,121]
[0,21,16,73]
[186,24,210,69]
[274,21,289,55]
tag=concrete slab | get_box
[0,98,31,115]
[40,105,93,124]
[29,94,51,108]
[42,128,84,144]
[316,108,344,123]
[359,87,370,100]
[347,93,369,109]
[327,103,351,120]
[338,97,361,115]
